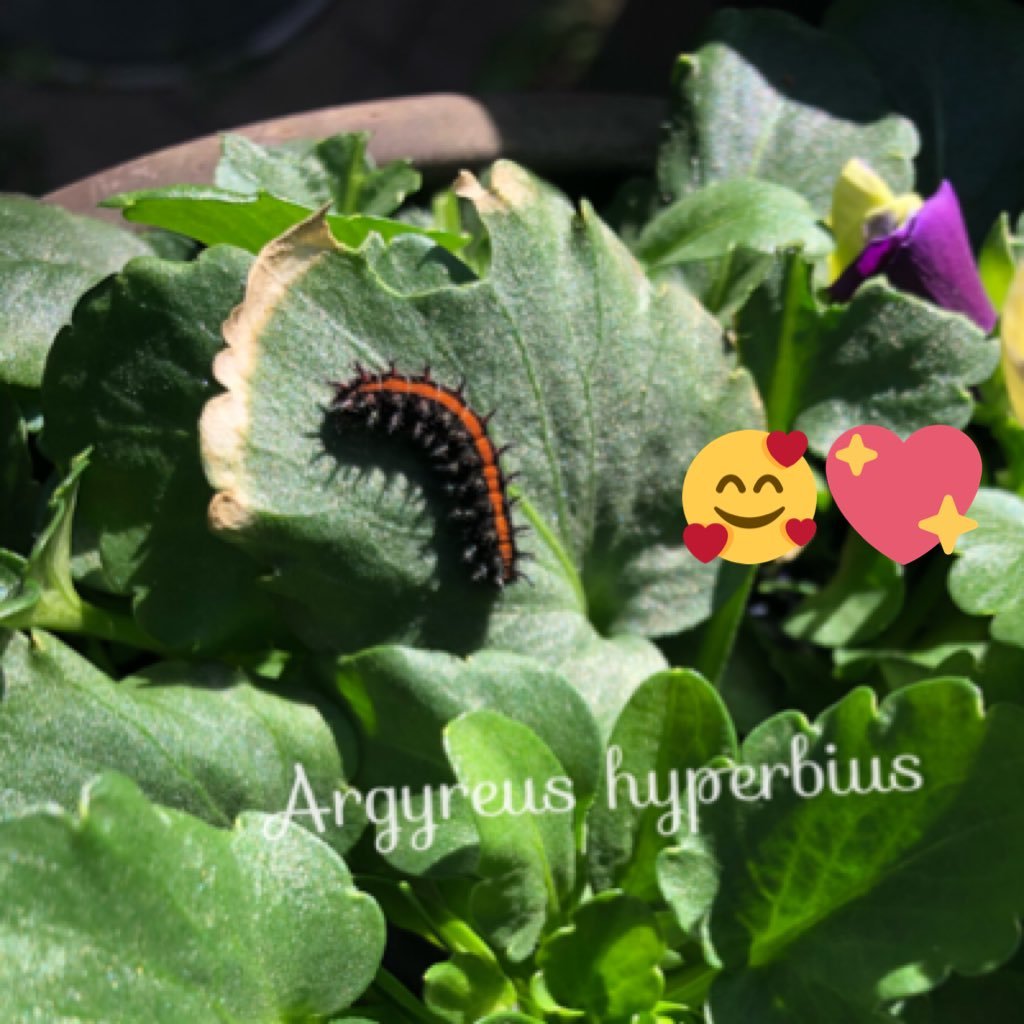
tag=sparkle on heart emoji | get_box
[834,433,878,477]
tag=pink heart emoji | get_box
[684,523,728,563]
[785,519,817,546]
[767,430,808,467]
[826,425,981,564]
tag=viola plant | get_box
[829,174,998,332]
[5,2,1024,1022]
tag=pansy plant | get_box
[2,4,1024,1024]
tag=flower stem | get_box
[10,596,165,654]
[763,253,811,431]
[405,881,500,967]
[371,968,440,1024]
[694,564,755,684]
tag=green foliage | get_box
[105,185,465,255]
[0,774,384,1021]
[0,195,149,388]
[0,630,362,851]
[737,253,997,444]
[656,9,917,215]
[948,489,1024,645]
[660,682,1024,1022]
[2,14,1024,1019]
[215,131,420,215]
[587,670,736,901]
[41,248,278,652]
[784,532,905,647]
[633,179,831,271]
[537,891,666,1019]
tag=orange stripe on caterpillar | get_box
[328,365,525,586]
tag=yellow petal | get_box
[827,159,922,282]
[1000,261,1024,424]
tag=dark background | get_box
[0,0,843,195]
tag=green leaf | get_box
[105,185,465,255]
[587,670,736,901]
[633,179,832,322]
[0,552,35,622]
[0,774,384,1021]
[0,195,150,389]
[537,891,665,1019]
[0,451,152,647]
[0,629,362,852]
[317,132,422,216]
[737,252,998,445]
[784,532,904,647]
[444,709,576,962]
[197,162,761,667]
[827,0,1024,241]
[41,247,279,652]
[0,452,81,629]
[903,962,1024,1024]
[424,953,516,1024]
[667,250,777,323]
[657,9,917,217]
[634,179,832,271]
[948,488,1024,646]
[0,387,36,553]
[659,681,1024,1022]
[215,131,420,216]
[333,646,602,875]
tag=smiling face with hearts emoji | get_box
[826,425,981,564]
[682,429,818,564]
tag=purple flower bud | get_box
[829,181,996,332]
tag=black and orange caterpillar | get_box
[328,363,527,586]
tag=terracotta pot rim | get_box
[43,91,665,222]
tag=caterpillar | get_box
[328,363,526,587]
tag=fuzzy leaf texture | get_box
[197,160,760,695]
[0,774,384,1022]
